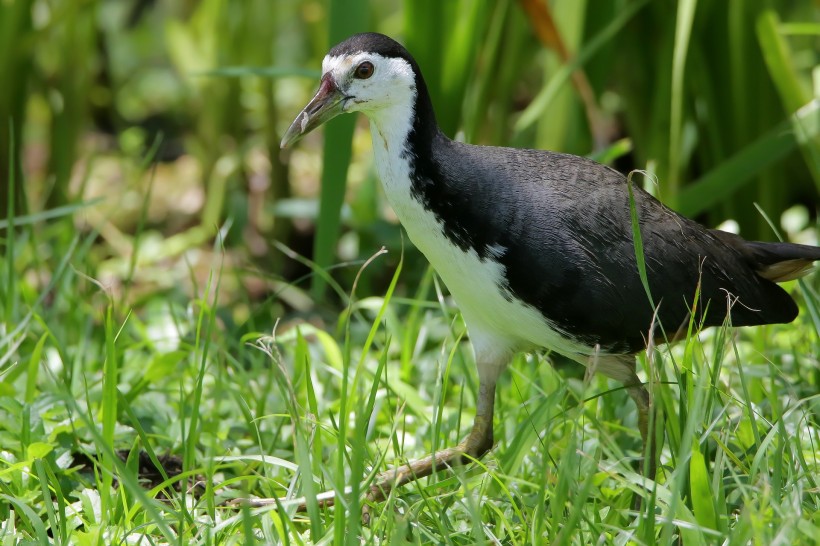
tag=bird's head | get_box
[281,33,422,148]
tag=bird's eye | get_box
[354,61,374,79]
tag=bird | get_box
[276,32,820,517]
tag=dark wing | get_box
[430,140,808,353]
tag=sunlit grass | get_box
[1,186,819,544]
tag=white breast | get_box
[367,119,590,362]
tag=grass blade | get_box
[666,0,698,201]
[678,99,819,216]
[311,0,367,298]
[626,171,655,309]
[4,121,16,323]
[514,0,648,134]
[756,10,820,191]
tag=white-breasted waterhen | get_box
[275,32,820,518]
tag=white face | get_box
[321,52,417,115]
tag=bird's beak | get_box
[281,75,347,149]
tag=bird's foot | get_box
[362,416,493,525]
[227,488,342,510]
[362,444,465,524]
[630,396,662,513]
[229,416,494,525]
[636,399,661,481]
[228,430,490,525]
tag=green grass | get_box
[1,185,819,544]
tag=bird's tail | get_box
[746,241,820,283]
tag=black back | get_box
[418,138,809,352]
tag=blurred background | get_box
[1,0,818,327]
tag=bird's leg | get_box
[233,347,504,522]
[626,383,659,480]
[362,379,496,522]
[594,355,660,480]
[228,390,494,518]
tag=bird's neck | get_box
[367,74,443,206]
